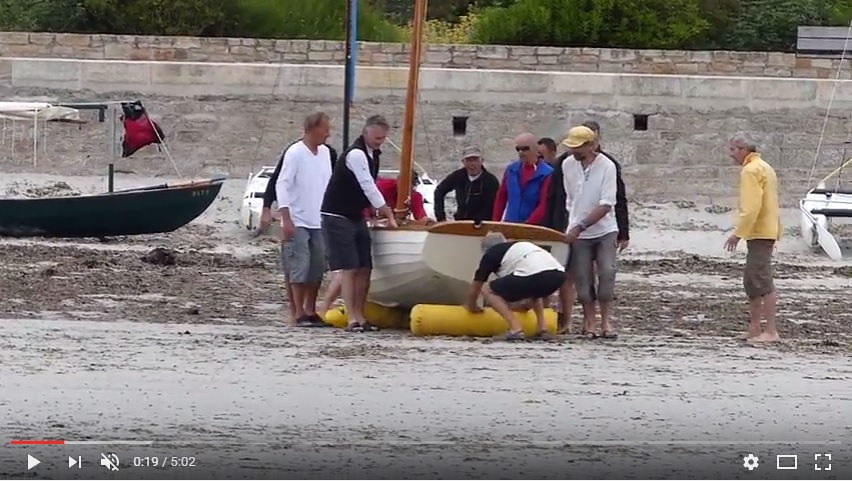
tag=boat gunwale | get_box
[0,177,226,203]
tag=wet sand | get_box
[1,174,851,479]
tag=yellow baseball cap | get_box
[561,126,597,149]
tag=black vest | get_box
[321,136,381,219]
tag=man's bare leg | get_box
[557,277,575,334]
[532,297,547,332]
[740,297,763,339]
[581,302,596,334]
[290,283,307,320]
[303,283,320,316]
[318,271,342,319]
[339,269,361,326]
[751,291,780,343]
[352,267,371,322]
[599,301,613,334]
[481,284,524,334]
[285,274,296,320]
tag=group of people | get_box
[258,111,782,344]
[462,129,782,344]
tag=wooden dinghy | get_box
[369,221,569,308]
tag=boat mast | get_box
[395,0,427,217]
[342,0,358,149]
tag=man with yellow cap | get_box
[560,125,620,339]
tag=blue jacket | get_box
[503,159,553,222]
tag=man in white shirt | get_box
[276,112,334,327]
[561,125,620,339]
[463,231,567,342]
[320,115,397,333]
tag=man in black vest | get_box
[320,115,397,332]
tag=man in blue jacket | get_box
[492,133,553,224]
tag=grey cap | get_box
[462,145,483,159]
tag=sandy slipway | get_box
[0,241,850,352]
[1,175,851,479]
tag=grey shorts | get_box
[321,214,372,271]
[568,231,618,304]
[281,227,326,284]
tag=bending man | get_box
[463,232,567,341]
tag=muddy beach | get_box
[1,174,851,479]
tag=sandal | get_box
[600,331,618,339]
[494,330,525,342]
[360,322,380,332]
[579,331,598,340]
[530,330,558,342]
[344,323,365,333]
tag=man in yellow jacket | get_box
[724,134,782,343]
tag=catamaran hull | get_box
[240,166,277,232]
[369,225,570,308]
[800,191,843,260]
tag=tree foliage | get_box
[0,0,403,41]
[468,0,852,50]
[3,0,852,51]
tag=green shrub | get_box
[469,0,710,49]
[227,0,403,41]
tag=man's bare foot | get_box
[738,330,761,340]
[749,331,780,343]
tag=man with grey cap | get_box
[434,145,500,222]
[463,231,567,341]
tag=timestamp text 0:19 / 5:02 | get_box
[133,456,197,467]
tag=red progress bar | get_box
[11,440,65,445]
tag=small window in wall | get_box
[633,114,649,131]
[452,116,468,137]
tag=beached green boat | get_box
[0,176,225,238]
[0,100,226,238]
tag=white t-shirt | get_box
[562,153,618,239]
[276,141,332,229]
[498,242,565,277]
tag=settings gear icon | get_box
[743,454,760,470]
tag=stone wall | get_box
[3,57,852,204]
[0,31,849,79]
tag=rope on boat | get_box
[144,110,182,178]
[807,19,852,191]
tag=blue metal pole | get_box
[349,0,358,100]
[342,0,358,149]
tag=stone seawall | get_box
[0,31,847,79]
[2,57,852,204]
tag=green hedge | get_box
[468,0,852,51]
[227,0,402,41]
[0,0,403,42]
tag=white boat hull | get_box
[369,225,570,308]
[240,166,277,233]
[799,187,845,259]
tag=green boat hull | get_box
[0,176,226,238]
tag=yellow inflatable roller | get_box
[410,304,558,337]
[322,302,409,329]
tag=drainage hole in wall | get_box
[633,114,649,131]
[452,116,469,137]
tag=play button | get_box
[27,454,40,470]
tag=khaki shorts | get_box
[743,239,775,299]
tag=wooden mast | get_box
[394,0,428,218]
